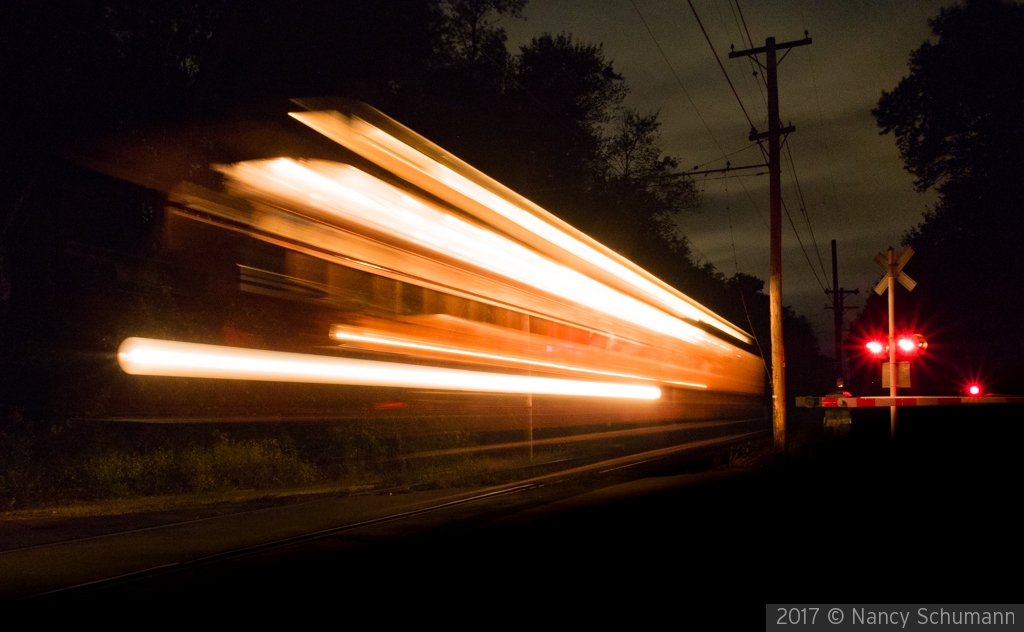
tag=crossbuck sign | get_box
[875,246,916,295]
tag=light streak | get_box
[220,158,712,346]
[289,109,752,345]
[117,338,662,400]
[663,380,708,389]
[330,327,659,382]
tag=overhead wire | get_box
[724,144,770,381]
[689,142,762,170]
[631,0,814,371]
[796,0,853,278]
[734,0,757,55]
[783,139,831,286]
[685,0,757,132]
[661,0,769,234]
[684,0,832,373]
[629,0,728,158]
[697,171,718,206]
[714,0,761,118]
[490,8,770,295]
[782,195,828,293]
[695,171,767,181]
[630,0,768,271]
[728,0,769,117]
[708,0,831,297]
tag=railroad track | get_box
[3,427,767,600]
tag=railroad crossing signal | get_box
[874,246,916,295]
[873,246,916,438]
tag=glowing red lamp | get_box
[865,341,885,355]
[968,384,981,397]
[896,334,928,355]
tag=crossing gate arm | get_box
[796,396,1024,408]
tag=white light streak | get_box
[289,110,751,344]
[221,158,712,346]
[117,338,662,400]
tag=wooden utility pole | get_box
[825,239,859,383]
[730,34,811,456]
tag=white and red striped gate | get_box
[797,396,1024,408]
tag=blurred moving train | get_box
[113,99,765,430]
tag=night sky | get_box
[504,0,948,348]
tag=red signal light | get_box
[865,334,925,356]
[968,384,981,397]
[896,334,927,355]
[865,341,885,355]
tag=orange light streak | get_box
[117,338,662,400]
[221,158,711,346]
[330,327,658,383]
[289,110,752,345]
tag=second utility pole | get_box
[730,33,811,456]
[825,239,859,383]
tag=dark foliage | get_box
[861,0,1024,394]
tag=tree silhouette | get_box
[873,0,1024,194]
[599,109,698,244]
[865,0,1024,393]
[438,0,526,69]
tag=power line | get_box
[737,176,769,230]
[675,0,770,243]
[734,0,757,52]
[689,141,762,170]
[631,0,765,276]
[694,171,767,181]
[796,0,853,278]
[782,195,828,293]
[715,0,763,119]
[629,0,729,157]
[686,0,757,132]
[726,0,750,49]
[631,0,785,295]
[783,138,830,285]
[728,0,769,116]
